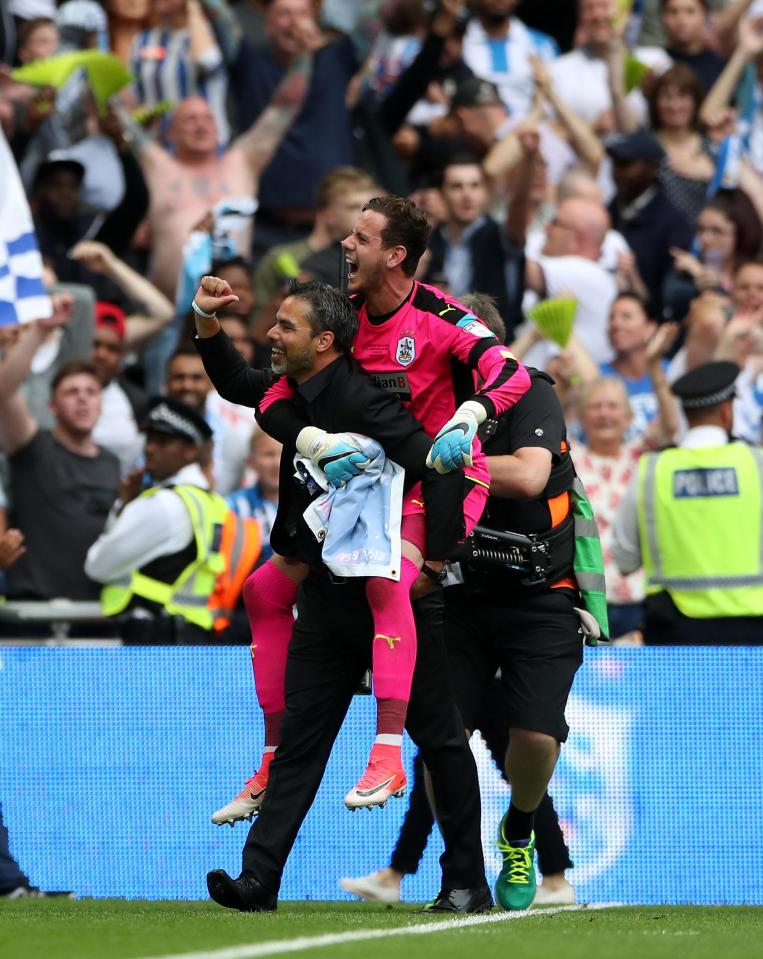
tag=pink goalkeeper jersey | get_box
[351,282,530,436]
[258,282,531,490]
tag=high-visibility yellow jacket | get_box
[636,442,763,618]
[102,484,261,631]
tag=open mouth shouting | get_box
[345,255,359,281]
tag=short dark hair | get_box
[169,342,202,364]
[363,195,430,277]
[17,17,55,48]
[211,254,253,276]
[437,154,486,190]
[51,359,99,394]
[287,280,358,353]
[733,257,763,280]
[613,290,650,315]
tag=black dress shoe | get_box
[206,870,277,912]
[421,884,494,914]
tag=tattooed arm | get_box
[232,51,313,178]
[188,0,224,70]
[198,0,242,66]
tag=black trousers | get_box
[644,592,763,646]
[240,574,486,896]
[119,614,211,646]
[0,803,26,893]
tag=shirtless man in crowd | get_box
[115,20,319,299]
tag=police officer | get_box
[612,360,763,645]
[85,397,258,644]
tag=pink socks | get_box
[243,560,297,741]
[244,555,421,782]
[365,556,421,744]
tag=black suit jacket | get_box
[609,189,693,319]
[425,217,524,340]
[195,330,464,563]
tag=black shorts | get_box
[444,585,584,743]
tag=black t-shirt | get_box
[479,375,568,536]
[666,47,725,94]
[7,430,119,600]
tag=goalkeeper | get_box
[204,196,530,819]
[208,197,529,822]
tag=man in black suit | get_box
[606,131,694,319]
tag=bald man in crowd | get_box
[116,33,314,300]
[524,196,618,365]
[526,168,635,280]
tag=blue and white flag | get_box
[0,128,51,328]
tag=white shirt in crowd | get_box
[523,254,618,368]
[548,46,670,130]
[732,362,763,445]
[462,16,557,124]
[61,134,126,212]
[92,380,143,475]
[10,0,55,16]
[85,462,208,583]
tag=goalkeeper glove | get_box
[296,427,370,487]
[426,401,486,474]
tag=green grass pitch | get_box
[2,901,763,959]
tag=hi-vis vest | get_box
[101,484,262,631]
[636,441,763,618]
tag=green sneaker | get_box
[494,819,536,911]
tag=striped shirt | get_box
[226,483,277,565]
[130,26,230,143]
[462,17,558,123]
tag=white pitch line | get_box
[134,902,622,959]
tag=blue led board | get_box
[1,647,761,903]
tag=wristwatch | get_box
[421,564,447,585]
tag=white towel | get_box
[296,435,404,580]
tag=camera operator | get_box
[442,294,605,911]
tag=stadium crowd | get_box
[1,0,762,640]
[2,0,763,907]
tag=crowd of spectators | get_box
[2,0,763,642]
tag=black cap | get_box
[140,396,213,445]
[604,131,665,164]
[671,361,740,410]
[451,77,504,111]
[33,153,86,188]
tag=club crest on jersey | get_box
[396,335,416,367]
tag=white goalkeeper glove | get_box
[296,427,371,488]
[426,401,486,474]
